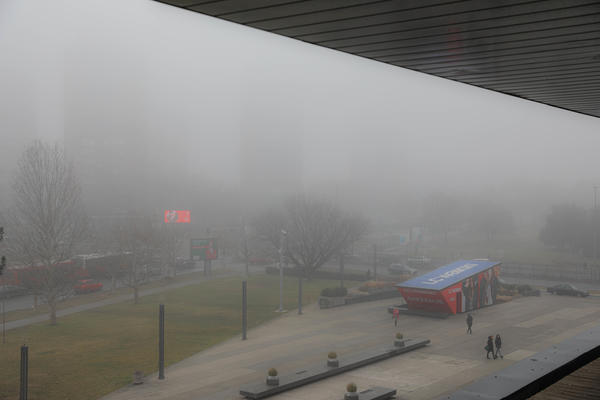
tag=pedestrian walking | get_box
[466,313,473,334]
[495,334,503,359]
[392,307,400,327]
[486,336,496,359]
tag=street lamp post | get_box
[242,222,249,277]
[373,244,377,281]
[277,230,287,312]
[594,186,599,261]
[0,227,6,276]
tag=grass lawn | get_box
[0,274,340,400]
[2,268,234,323]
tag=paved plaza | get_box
[101,292,600,400]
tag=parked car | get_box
[73,279,103,294]
[546,283,589,297]
[175,258,195,270]
[388,264,417,275]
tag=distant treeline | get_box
[540,204,600,257]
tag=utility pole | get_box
[243,223,249,277]
[205,227,212,276]
[339,252,345,288]
[276,230,287,312]
[594,186,599,261]
[2,300,5,344]
[297,274,303,315]
[0,227,6,276]
[158,304,165,380]
[20,345,28,400]
[242,280,247,339]
[1,226,5,344]
[373,244,377,281]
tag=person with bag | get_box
[486,336,495,359]
[466,313,473,334]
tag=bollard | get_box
[158,304,165,380]
[242,280,247,340]
[133,370,144,385]
[20,345,28,400]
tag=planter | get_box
[327,358,339,368]
[344,392,359,400]
[394,340,405,347]
[133,371,144,385]
[266,375,279,386]
[319,296,346,309]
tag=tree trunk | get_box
[33,294,38,310]
[49,301,57,325]
[134,286,139,304]
[111,276,116,291]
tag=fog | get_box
[1,0,599,230]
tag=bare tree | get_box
[254,196,367,276]
[7,141,87,325]
[469,201,515,242]
[114,215,160,304]
[160,225,184,277]
[422,193,463,243]
[85,226,126,291]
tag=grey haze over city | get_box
[3,1,600,399]
[1,0,599,228]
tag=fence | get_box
[501,262,600,282]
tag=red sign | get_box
[164,210,191,224]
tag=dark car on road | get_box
[388,264,417,275]
[546,283,589,297]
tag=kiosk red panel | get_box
[397,260,501,315]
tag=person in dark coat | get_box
[495,334,503,359]
[486,336,496,359]
[466,313,473,334]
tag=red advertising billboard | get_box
[164,210,191,224]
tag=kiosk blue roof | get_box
[397,260,500,291]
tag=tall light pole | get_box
[594,186,598,261]
[0,227,5,276]
[373,244,377,281]
[243,222,249,277]
[1,226,5,340]
[276,230,287,312]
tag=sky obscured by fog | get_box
[1,0,599,229]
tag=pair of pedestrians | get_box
[486,334,503,359]
[466,313,503,359]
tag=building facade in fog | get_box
[239,101,303,206]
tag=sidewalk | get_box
[100,292,600,400]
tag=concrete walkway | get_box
[100,292,600,400]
